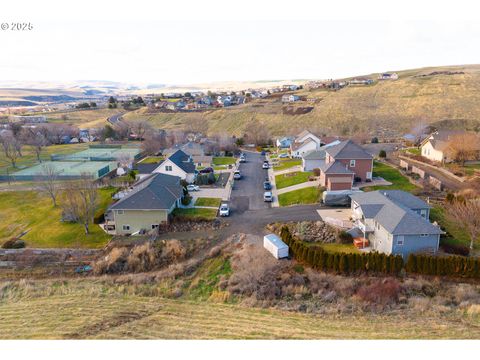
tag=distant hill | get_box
[124,64,480,138]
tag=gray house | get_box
[350,190,443,258]
[105,173,183,235]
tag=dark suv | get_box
[263,181,272,190]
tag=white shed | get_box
[263,234,289,259]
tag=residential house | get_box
[420,130,467,163]
[192,155,213,168]
[276,136,294,149]
[349,78,374,85]
[104,173,184,235]
[295,130,322,145]
[319,140,373,190]
[290,131,323,158]
[152,149,196,183]
[282,94,300,103]
[378,73,399,80]
[350,190,443,258]
[301,140,341,171]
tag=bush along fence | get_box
[280,226,480,279]
[279,226,404,275]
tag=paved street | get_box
[230,151,271,213]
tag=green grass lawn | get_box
[462,163,480,176]
[406,148,421,156]
[278,187,320,207]
[0,143,89,175]
[273,159,301,171]
[430,206,472,248]
[194,197,222,207]
[0,187,116,248]
[139,156,163,164]
[363,161,418,193]
[213,157,236,166]
[275,171,313,190]
[172,208,218,220]
[316,243,359,254]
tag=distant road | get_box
[107,112,125,125]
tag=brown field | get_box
[0,278,478,339]
[123,64,480,137]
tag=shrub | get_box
[371,137,379,144]
[378,149,387,158]
[181,194,192,206]
[356,278,402,305]
[312,168,321,177]
[336,230,353,244]
[440,243,470,256]
[1,238,26,249]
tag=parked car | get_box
[233,170,242,180]
[239,154,246,163]
[219,203,230,217]
[279,153,289,158]
[186,184,200,191]
[262,162,269,169]
[261,151,266,155]
[199,167,214,174]
[263,191,273,202]
[263,181,272,190]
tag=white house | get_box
[295,130,322,145]
[152,149,196,183]
[281,94,300,103]
[290,138,319,158]
[420,130,465,163]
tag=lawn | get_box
[275,171,313,190]
[172,208,218,220]
[213,157,236,166]
[317,243,359,254]
[430,206,472,248]
[194,197,222,207]
[278,187,320,207]
[0,187,116,248]
[273,159,301,171]
[406,148,421,156]
[139,156,163,164]
[0,143,89,175]
[363,161,418,192]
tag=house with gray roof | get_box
[301,140,342,171]
[350,190,443,258]
[319,140,373,190]
[151,149,196,183]
[104,173,184,235]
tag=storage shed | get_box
[263,234,289,259]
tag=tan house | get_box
[320,140,373,191]
[420,130,472,163]
[104,173,183,235]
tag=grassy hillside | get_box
[123,64,480,137]
[0,278,478,339]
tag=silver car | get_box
[263,191,273,202]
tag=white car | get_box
[186,184,200,192]
[279,153,289,158]
[262,162,269,169]
[233,170,242,180]
[219,203,230,216]
[263,191,273,202]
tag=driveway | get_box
[230,151,271,213]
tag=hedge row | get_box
[406,254,480,278]
[280,226,403,275]
[280,226,480,279]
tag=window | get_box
[165,165,173,171]
[122,225,130,231]
[349,159,356,167]
[420,234,428,237]
[397,238,404,246]
[117,210,124,215]
[151,224,159,229]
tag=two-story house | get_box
[319,140,373,190]
[152,149,196,183]
[350,190,443,258]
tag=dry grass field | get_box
[123,65,480,137]
[0,278,478,339]
[45,108,120,128]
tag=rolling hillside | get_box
[123,64,480,137]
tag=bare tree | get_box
[22,127,49,161]
[243,119,271,146]
[114,121,131,140]
[61,174,98,234]
[186,113,208,134]
[43,124,77,144]
[37,163,60,206]
[446,133,480,166]
[142,131,167,156]
[0,133,22,168]
[446,198,480,250]
[129,119,152,141]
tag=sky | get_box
[1,0,480,85]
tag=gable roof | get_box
[350,190,442,235]
[109,173,183,211]
[291,138,316,151]
[325,140,373,160]
[303,149,326,160]
[135,162,163,174]
[321,160,354,175]
[168,150,196,173]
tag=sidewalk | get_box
[273,165,302,176]
[276,180,320,195]
[267,165,280,208]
